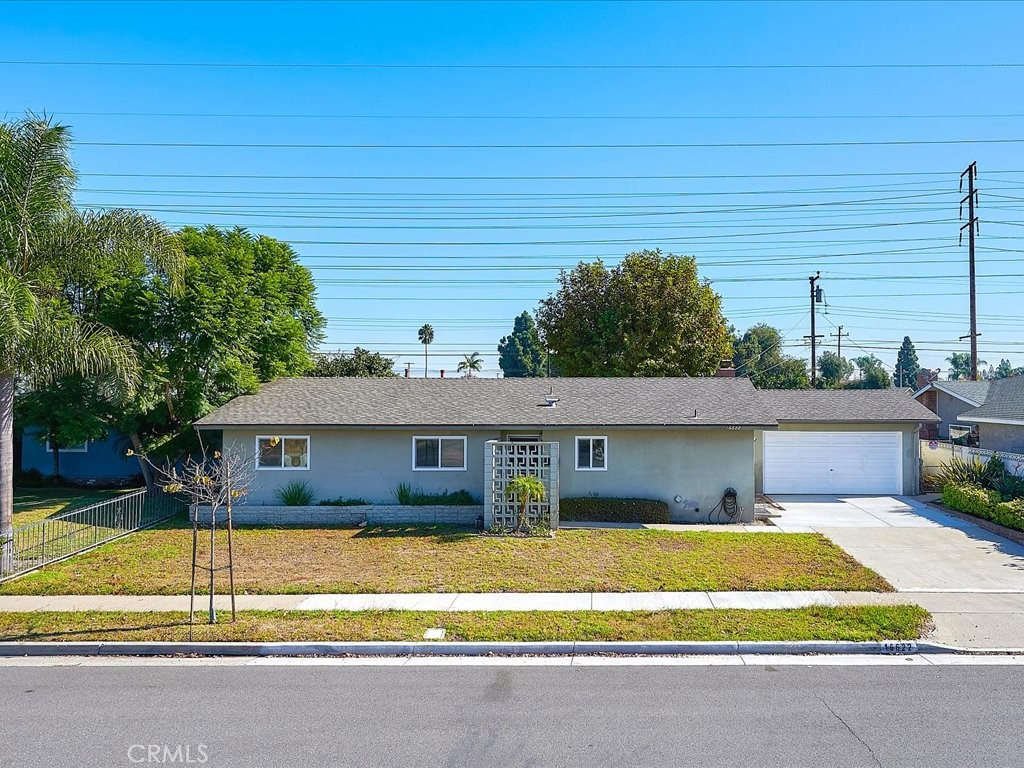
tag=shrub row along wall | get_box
[559,497,671,524]
[942,484,1024,533]
[193,505,484,527]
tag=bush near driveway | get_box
[0,606,930,643]
[942,483,1024,532]
[0,523,892,596]
[560,497,671,524]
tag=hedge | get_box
[559,497,671,524]
[942,483,1024,532]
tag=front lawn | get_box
[12,487,139,527]
[0,605,929,643]
[0,523,892,595]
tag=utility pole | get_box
[831,325,849,358]
[959,162,980,380]
[804,272,825,387]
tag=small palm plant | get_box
[457,352,483,378]
[505,474,547,533]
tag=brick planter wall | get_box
[192,504,484,527]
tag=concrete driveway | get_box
[770,495,1024,592]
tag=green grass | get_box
[0,522,892,595]
[12,487,139,527]
[0,606,930,643]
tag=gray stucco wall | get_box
[978,423,1024,454]
[935,391,977,439]
[753,422,921,496]
[218,426,757,523]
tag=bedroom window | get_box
[256,436,310,470]
[413,436,467,471]
[575,436,607,471]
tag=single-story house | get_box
[957,375,1024,454]
[912,379,990,440]
[19,426,141,485]
[194,377,938,527]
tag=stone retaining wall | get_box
[192,505,483,527]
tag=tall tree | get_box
[537,250,731,377]
[894,336,921,388]
[497,311,548,377]
[0,115,182,555]
[309,348,397,377]
[852,355,893,389]
[946,352,986,381]
[457,352,484,378]
[417,324,435,378]
[988,359,1024,380]
[817,351,854,389]
[732,324,808,389]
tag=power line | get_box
[74,170,1024,180]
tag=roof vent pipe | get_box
[440,370,445,378]
[545,397,559,408]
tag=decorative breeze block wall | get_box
[484,441,559,529]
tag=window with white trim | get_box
[575,436,607,471]
[46,439,88,453]
[256,436,310,470]
[413,436,467,471]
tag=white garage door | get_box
[763,431,903,495]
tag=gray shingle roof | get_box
[195,377,938,429]
[195,376,770,428]
[932,379,991,405]
[958,376,1024,423]
[753,388,939,423]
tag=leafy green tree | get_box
[0,115,182,556]
[88,226,324,480]
[852,355,893,389]
[457,352,484,378]
[732,324,808,389]
[894,336,921,388]
[309,348,397,377]
[15,375,111,479]
[946,352,986,381]
[537,250,731,377]
[498,311,548,377]
[417,324,435,378]
[988,359,1024,380]
[817,351,854,389]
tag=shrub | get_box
[273,480,316,506]
[942,482,1024,533]
[935,456,1001,490]
[393,482,478,506]
[319,497,371,507]
[560,497,671,524]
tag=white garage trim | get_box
[763,431,903,495]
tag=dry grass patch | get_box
[0,606,929,643]
[0,521,892,595]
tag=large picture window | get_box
[575,436,607,471]
[413,436,467,471]
[46,439,88,453]
[256,436,310,470]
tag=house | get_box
[19,426,141,485]
[194,377,937,527]
[957,375,1024,454]
[912,379,990,440]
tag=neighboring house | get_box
[194,377,937,525]
[912,379,990,440]
[957,376,1024,454]
[19,426,140,484]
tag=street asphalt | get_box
[2,663,1021,767]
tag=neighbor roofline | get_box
[957,415,1024,426]
[914,381,984,407]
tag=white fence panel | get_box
[921,440,1024,478]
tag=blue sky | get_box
[3,0,1023,377]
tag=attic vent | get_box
[544,397,559,408]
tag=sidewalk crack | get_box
[816,695,882,768]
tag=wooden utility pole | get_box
[804,272,825,387]
[959,162,980,380]
[831,325,849,358]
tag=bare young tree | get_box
[130,440,256,632]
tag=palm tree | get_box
[457,352,483,378]
[417,323,434,378]
[1,115,183,564]
[505,474,547,532]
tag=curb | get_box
[0,638,1011,658]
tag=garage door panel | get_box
[763,431,902,495]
